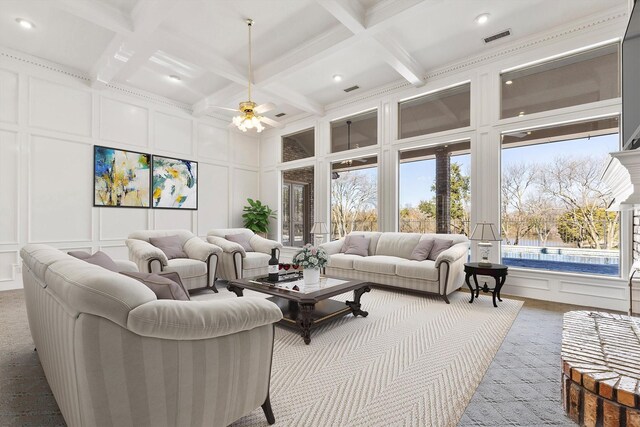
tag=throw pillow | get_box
[68,250,119,272]
[410,239,435,261]
[225,233,254,252]
[340,234,365,253]
[149,235,188,260]
[121,271,190,301]
[428,239,454,261]
[344,236,371,257]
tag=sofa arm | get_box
[183,237,222,262]
[127,297,283,340]
[114,259,138,273]
[250,235,283,254]
[206,236,246,256]
[125,239,168,272]
[319,239,344,255]
[435,242,469,268]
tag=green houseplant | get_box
[242,198,276,235]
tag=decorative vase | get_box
[303,268,320,285]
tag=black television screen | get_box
[624,1,640,149]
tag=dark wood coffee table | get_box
[227,275,371,344]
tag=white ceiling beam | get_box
[261,83,325,117]
[56,0,133,35]
[89,0,177,88]
[316,0,426,87]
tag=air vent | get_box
[275,112,286,117]
[343,85,360,93]
[484,29,511,44]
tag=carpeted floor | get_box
[0,286,584,427]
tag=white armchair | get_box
[126,229,222,292]
[207,228,283,280]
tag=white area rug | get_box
[209,288,523,427]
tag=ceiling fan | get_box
[209,19,281,133]
[340,120,367,166]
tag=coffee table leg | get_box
[297,303,314,345]
[465,272,474,303]
[226,284,244,297]
[346,285,371,317]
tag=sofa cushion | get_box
[165,258,207,278]
[428,238,454,261]
[396,259,439,281]
[344,236,370,256]
[226,233,254,252]
[121,271,190,301]
[327,254,363,270]
[375,233,422,259]
[149,235,188,260]
[340,234,365,253]
[353,256,402,275]
[68,250,119,272]
[410,239,435,261]
[243,252,270,270]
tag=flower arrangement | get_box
[292,244,329,270]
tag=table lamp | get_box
[470,222,500,267]
[310,222,328,247]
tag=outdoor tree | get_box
[501,162,537,244]
[331,170,377,238]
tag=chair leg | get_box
[261,394,275,425]
[441,293,450,304]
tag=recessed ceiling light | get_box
[333,74,343,82]
[518,111,525,117]
[168,75,181,82]
[475,13,490,25]
[505,80,513,85]
[16,18,35,30]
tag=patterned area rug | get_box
[0,288,521,427]
[230,289,523,427]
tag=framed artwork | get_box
[152,155,198,210]
[94,145,151,208]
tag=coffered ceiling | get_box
[0,0,626,126]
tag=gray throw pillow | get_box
[340,235,365,253]
[68,250,119,272]
[225,233,254,252]
[344,236,370,257]
[121,271,190,301]
[410,239,435,261]
[149,235,188,260]
[428,239,454,261]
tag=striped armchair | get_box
[20,244,282,427]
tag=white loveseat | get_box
[320,232,469,303]
[20,244,282,427]
[207,228,283,280]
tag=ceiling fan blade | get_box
[260,116,283,128]
[254,102,276,114]
[210,105,239,113]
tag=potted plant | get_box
[242,198,276,236]
[292,244,329,285]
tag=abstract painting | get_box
[152,155,198,209]
[94,145,150,207]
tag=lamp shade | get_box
[310,222,329,234]
[470,222,500,241]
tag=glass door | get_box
[282,181,309,247]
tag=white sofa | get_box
[207,228,283,280]
[126,229,221,292]
[20,244,282,427]
[320,232,469,303]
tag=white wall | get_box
[260,6,637,311]
[0,52,260,291]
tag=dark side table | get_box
[464,262,508,307]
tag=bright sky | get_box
[398,133,619,208]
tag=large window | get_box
[501,117,620,276]
[330,156,378,240]
[282,128,314,162]
[281,166,314,247]
[399,141,471,235]
[398,83,471,139]
[330,110,377,153]
[501,43,619,119]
